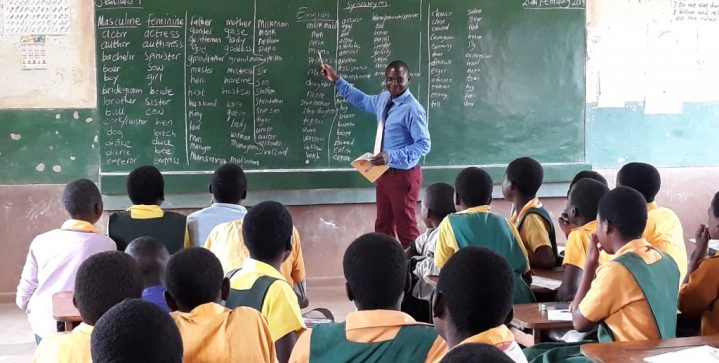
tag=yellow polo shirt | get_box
[447,325,527,363]
[562,220,612,269]
[126,204,191,248]
[204,221,305,284]
[578,239,664,342]
[435,205,529,270]
[289,310,447,363]
[644,202,687,283]
[229,259,306,341]
[170,302,276,363]
[33,323,93,363]
[679,253,719,336]
[510,198,552,257]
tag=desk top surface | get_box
[52,291,81,322]
[511,303,575,330]
[580,335,719,363]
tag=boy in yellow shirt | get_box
[502,157,557,269]
[616,162,687,282]
[572,187,680,342]
[91,299,183,363]
[225,201,306,363]
[678,191,719,336]
[432,247,528,363]
[558,171,608,237]
[555,179,610,301]
[33,252,143,363]
[290,233,447,363]
[165,247,276,363]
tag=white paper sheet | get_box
[531,276,562,291]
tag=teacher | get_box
[322,60,431,247]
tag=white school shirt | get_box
[186,203,248,247]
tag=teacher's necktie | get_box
[374,99,394,154]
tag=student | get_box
[165,247,276,362]
[502,157,557,269]
[435,167,534,303]
[125,236,171,312]
[225,201,305,363]
[206,222,308,308]
[33,251,143,363]
[108,165,189,253]
[555,179,610,302]
[187,163,248,247]
[616,162,688,282]
[439,343,514,363]
[558,171,609,238]
[402,182,455,322]
[572,187,680,342]
[16,179,116,343]
[433,247,527,363]
[678,191,719,336]
[289,233,447,363]
[91,299,183,363]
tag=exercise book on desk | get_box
[351,153,389,183]
[531,276,562,291]
[644,345,719,362]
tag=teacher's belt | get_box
[386,166,419,174]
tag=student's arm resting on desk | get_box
[334,78,380,114]
[434,218,458,268]
[571,234,601,332]
[556,265,583,302]
[16,240,39,310]
[385,107,431,168]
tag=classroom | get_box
[2,0,719,362]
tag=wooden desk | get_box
[581,335,719,363]
[52,291,81,331]
[510,303,574,347]
[531,268,564,302]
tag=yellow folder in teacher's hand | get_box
[351,152,389,183]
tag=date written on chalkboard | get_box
[522,0,584,9]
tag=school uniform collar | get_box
[174,302,226,322]
[615,238,653,256]
[211,203,247,213]
[73,322,94,335]
[126,204,164,218]
[572,220,597,233]
[457,325,515,347]
[647,202,658,211]
[242,258,285,280]
[511,198,542,223]
[345,310,424,331]
[457,205,492,215]
[60,219,97,233]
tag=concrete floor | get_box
[0,283,353,363]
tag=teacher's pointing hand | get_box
[321,64,339,83]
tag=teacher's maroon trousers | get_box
[375,166,422,247]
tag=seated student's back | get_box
[617,162,687,282]
[440,343,514,363]
[16,179,116,341]
[108,165,189,253]
[502,157,557,269]
[290,233,447,363]
[679,191,719,336]
[33,251,143,363]
[165,248,275,363]
[91,299,183,363]
[433,247,527,363]
[124,237,171,312]
[187,163,249,247]
[434,167,534,304]
[225,201,305,363]
[572,187,680,342]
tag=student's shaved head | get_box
[125,237,169,284]
[63,179,103,221]
[424,183,456,221]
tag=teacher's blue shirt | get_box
[335,78,431,170]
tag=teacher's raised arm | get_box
[322,60,431,248]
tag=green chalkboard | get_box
[94,0,586,192]
[0,109,100,184]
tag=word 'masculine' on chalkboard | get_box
[96,0,585,184]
